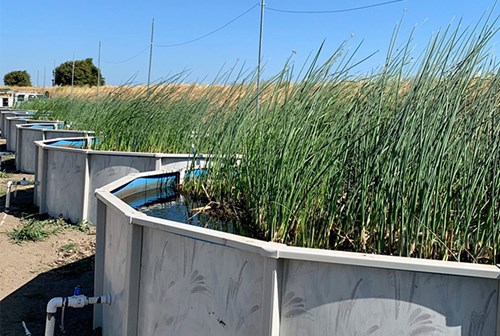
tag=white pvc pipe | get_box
[21,321,32,336]
[44,294,112,336]
[44,297,63,336]
[5,181,13,210]
[5,179,37,212]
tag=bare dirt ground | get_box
[0,150,97,336]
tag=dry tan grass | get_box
[1,84,247,100]
[2,85,143,98]
[9,79,489,111]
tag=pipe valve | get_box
[45,290,113,336]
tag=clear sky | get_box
[0,0,498,86]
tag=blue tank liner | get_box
[113,173,180,208]
[25,124,56,130]
[48,138,97,148]
[49,139,88,148]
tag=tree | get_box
[54,58,104,86]
[4,70,32,86]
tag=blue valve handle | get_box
[74,286,81,296]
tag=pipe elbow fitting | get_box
[46,297,63,314]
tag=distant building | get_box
[0,90,46,107]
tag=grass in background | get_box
[22,17,500,263]
[24,75,249,153]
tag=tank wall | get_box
[137,227,267,335]
[7,120,22,151]
[160,156,205,171]
[16,128,44,173]
[35,139,199,224]
[1,111,30,135]
[279,259,498,335]
[16,127,93,173]
[86,155,158,223]
[44,149,86,222]
[33,144,46,207]
[6,119,50,151]
[0,113,16,134]
[101,205,130,336]
[5,118,29,150]
[94,177,500,336]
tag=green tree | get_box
[3,70,32,86]
[54,58,104,86]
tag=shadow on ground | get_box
[0,256,99,336]
[0,152,99,335]
[0,156,39,218]
[0,156,17,174]
[0,187,39,219]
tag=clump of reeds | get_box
[23,17,500,263]
[190,18,500,263]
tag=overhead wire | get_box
[103,46,150,64]
[266,0,404,14]
[101,0,404,65]
[154,3,259,47]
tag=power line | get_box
[155,3,259,48]
[103,46,150,64]
[266,0,404,14]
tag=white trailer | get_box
[0,90,46,107]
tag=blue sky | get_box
[0,0,498,86]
